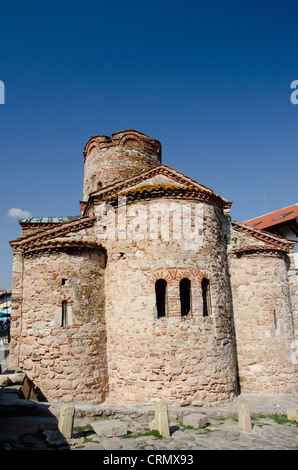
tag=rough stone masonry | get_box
[8,129,297,405]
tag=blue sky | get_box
[0,0,297,289]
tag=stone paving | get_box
[0,413,297,451]
[70,415,298,451]
[0,384,297,451]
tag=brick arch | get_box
[119,134,143,149]
[121,137,141,149]
[85,141,100,156]
[146,268,176,286]
[57,295,73,307]
[145,267,214,286]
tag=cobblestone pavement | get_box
[0,400,297,451]
[0,379,297,451]
[68,415,298,451]
[0,414,297,451]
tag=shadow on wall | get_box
[0,372,71,450]
[225,222,241,397]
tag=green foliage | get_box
[73,425,100,443]
[270,414,298,426]
[178,422,195,431]
[121,429,162,439]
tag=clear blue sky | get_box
[0,0,297,289]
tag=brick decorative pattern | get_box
[83,130,161,199]
[8,129,297,406]
[103,199,238,406]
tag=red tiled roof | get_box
[244,204,298,230]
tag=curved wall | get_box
[83,130,161,199]
[229,248,297,394]
[101,197,238,406]
[13,244,107,403]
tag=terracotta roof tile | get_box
[243,204,298,230]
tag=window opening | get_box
[180,278,191,316]
[273,309,277,330]
[61,300,68,327]
[155,279,167,318]
[202,278,211,317]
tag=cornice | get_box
[22,239,105,256]
[231,220,295,252]
[10,216,96,253]
[101,184,229,209]
[82,165,232,214]
[229,245,290,259]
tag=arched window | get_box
[155,279,167,318]
[61,300,68,327]
[180,278,191,316]
[202,278,211,317]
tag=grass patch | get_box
[73,424,93,434]
[269,414,298,426]
[214,417,228,424]
[73,424,100,443]
[197,426,214,435]
[251,415,270,427]
[178,422,195,431]
[251,415,267,421]
[234,414,298,427]
[121,429,162,439]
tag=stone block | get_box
[238,404,252,432]
[0,370,26,387]
[92,419,128,437]
[182,413,208,428]
[149,401,170,437]
[287,408,298,421]
[58,404,75,439]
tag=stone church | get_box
[9,129,297,405]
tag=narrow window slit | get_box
[202,278,212,317]
[61,300,68,327]
[180,278,191,316]
[273,309,277,329]
[155,279,167,318]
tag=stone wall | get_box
[83,130,161,199]
[228,228,297,394]
[288,251,298,341]
[100,198,238,406]
[9,243,107,404]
